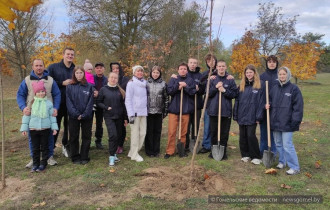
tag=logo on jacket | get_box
[224,84,228,87]
[285,93,292,97]
[83,91,90,95]
[252,90,258,93]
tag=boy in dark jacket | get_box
[207,60,237,160]
[164,63,196,159]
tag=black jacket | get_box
[167,76,196,115]
[48,59,75,104]
[109,62,129,91]
[233,81,264,125]
[269,81,303,132]
[207,73,237,117]
[97,85,128,120]
[187,67,204,109]
[93,74,108,91]
[66,82,94,120]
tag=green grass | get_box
[0,73,329,209]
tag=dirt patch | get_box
[130,165,235,201]
[0,177,35,204]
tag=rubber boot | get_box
[109,156,115,167]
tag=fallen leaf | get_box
[315,160,321,169]
[10,149,16,153]
[204,173,210,180]
[305,172,312,178]
[40,201,46,206]
[31,203,39,208]
[109,168,115,173]
[100,183,105,187]
[313,138,318,142]
[265,168,277,175]
[281,184,292,189]
[11,129,18,132]
[300,133,305,136]
[230,132,237,136]
[227,145,236,149]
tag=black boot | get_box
[221,147,228,160]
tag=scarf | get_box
[31,97,48,118]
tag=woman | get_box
[125,65,148,162]
[145,66,168,157]
[266,67,303,175]
[97,72,128,166]
[233,64,263,165]
[66,66,94,165]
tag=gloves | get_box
[129,116,135,124]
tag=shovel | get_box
[189,94,200,152]
[262,81,275,168]
[212,90,225,161]
[177,88,185,157]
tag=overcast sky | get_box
[44,0,330,48]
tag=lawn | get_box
[0,73,329,209]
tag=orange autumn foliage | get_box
[230,31,261,78]
[0,48,13,76]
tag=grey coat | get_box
[147,77,169,115]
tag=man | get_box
[17,59,61,167]
[48,47,75,157]
[93,62,108,149]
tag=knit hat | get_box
[132,65,144,75]
[84,62,93,71]
[31,81,46,95]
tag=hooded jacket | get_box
[187,67,204,109]
[109,62,129,91]
[233,80,264,125]
[66,82,94,120]
[17,70,61,111]
[207,72,238,117]
[48,59,75,104]
[147,71,169,115]
[167,75,196,115]
[260,59,279,90]
[269,68,304,132]
[125,76,148,117]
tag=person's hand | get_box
[78,115,82,120]
[196,85,199,91]
[219,87,225,93]
[216,81,223,88]
[62,79,72,86]
[129,116,135,124]
[226,74,234,80]
[171,74,178,79]
[210,75,216,80]
[22,131,27,136]
[256,121,259,124]
[94,90,98,97]
[53,130,57,135]
[23,107,31,116]
[178,82,187,90]
[52,108,58,117]
[265,104,270,109]
[108,107,112,110]
[124,120,128,127]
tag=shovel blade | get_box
[189,138,200,153]
[177,141,185,157]
[212,144,225,161]
[262,149,275,168]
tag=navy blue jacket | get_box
[207,73,237,117]
[97,85,128,120]
[233,81,264,125]
[260,68,278,90]
[66,82,94,120]
[187,67,204,109]
[48,60,75,104]
[17,70,61,110]
[94,74,108,91]
[269,81,303,132]
[167,75,196,115]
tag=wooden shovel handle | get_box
[178,88,183,138]
[266,81,271,148]
[194,94,197,137]
[218,90,222,143]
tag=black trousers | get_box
[239,124,261,159]
[69,117,92,162]
[105,118,123,156]
[93,107,104,143]
[30,129,50,167]
[54,102,69,146]
[145,114,162,156]
[210,116,231,146]
[185,109,201,149]
[118,123,126,147]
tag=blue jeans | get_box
[29,130,54,158]
[202,110,211,150]
[273,131,300,171]
[259,120,276,156]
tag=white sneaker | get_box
[276,163,284,169]
[62,145,69,157]
[47,156,58,166]
[286,168,300,175]
[135,155,144,162]
[241,157,251,162]
[25,159,33,169]
[251,159,262,165]
[114,154,120,162]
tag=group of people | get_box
[17,47,303,175]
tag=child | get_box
[207,60,237,160]
[145,66,169,157]
[66,66,94,165]
[164,63,196,159]
[233,64,263,164]
[125,65,148,162]
[97,72,128,166]
[84,62,95,85]
[20,81,58,172]
[266,67,303,175]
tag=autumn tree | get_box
[281,42,323,83]
[250,1,298,55]
[230,31,261,78]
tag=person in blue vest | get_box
[266,67,303,175]
[233,64,263,165]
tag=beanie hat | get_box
[31,81,46,95]
[84,62,93,71]
[132,65,144,75]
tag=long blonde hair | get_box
[239,64,261,92]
